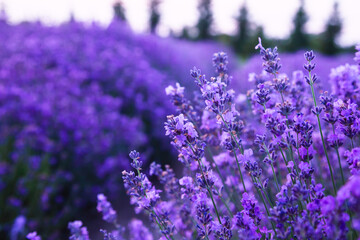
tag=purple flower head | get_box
[333,99,360,139]
[214,216,232,240]
[196,195,213,239]
[298,161,314,179]
[179,176,193,187]
[26,232,41,240]
[96,193,117,224]
[100,229,122,240]
[273,76,289,93]
[337,175,360,232]
[320,196,337,215]
[337,175,360,206]
[287,161,294,169]
[213,152,234,167]
[10,215,26,240]
[304,50,315,62]
[344,148,360,175]
[149,162,162,176]
[68,221,90,240]
[128,219,153,240]
[129,150,142,170]
[336,178,360,232]
[165,83,185,96]
[190,67,207,87]
[234,212,260,240]
[255,37,281,75]
[320,195,349,239]
[327,133,344,148]
[239,148,254,164]
[212,52,228,74]
[298,146,315,162]
[255,87,270,105]
[330,64,360,104]
[184,122,198,138]
[241,192,262,224]
[196,167,216,189]
[165,114,199,147]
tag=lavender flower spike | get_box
[255,37,281,75]
[97,193,118,224]
[68,221,90,240]
[26,232,41,240]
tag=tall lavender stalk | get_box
[304,51,337,194]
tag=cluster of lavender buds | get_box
[26,38,360,240]
[68,221,90,240]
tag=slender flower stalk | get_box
[304,51,337,195]
[218,114,247,192]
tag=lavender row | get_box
[0,19,234,238]
[58,40,360,240]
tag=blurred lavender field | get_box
[0,19,235,238]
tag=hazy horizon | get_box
[1,0,359,46]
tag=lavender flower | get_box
[196,196,213,239]
[337,175,360,232]
[97,194,118,224]
[68,221,90,240]
[10,215,26,240]
[344,148,360,174]
[214,216,232,240]
[128,219,153,240]
[255,37,281,75]
[26,232,41,240]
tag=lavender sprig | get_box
[304,50,337,195]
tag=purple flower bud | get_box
[97,194,117,224]
[27,232,41,240]
[304,51,315,61]
[68,221,90,240]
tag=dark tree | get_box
[321,2,342,55]
[196,0,213,40]
[149,0,161,34]
[288,0,309,51]
[233,3,251,55]
[113,1,126,21]
[180,27,191,40]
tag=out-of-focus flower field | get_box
[1,17,359,240]
[0,19,234,238]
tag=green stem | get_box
[251,176,277,234]
[263,144,280,192]
[219,114,247,192]
[206,185,222,224]
[233,151,247,192]
[279,148,295,183]
[207,148,240,208]
[186,113,233,199]
[187,142,222,224]
[332,125,345,185]
[270,163,280,192]
[259,177,274,208]
[309,79,337,195]
[215,188,233,218]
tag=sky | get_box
[0,0,359,46]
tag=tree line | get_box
[113,0,351,57]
